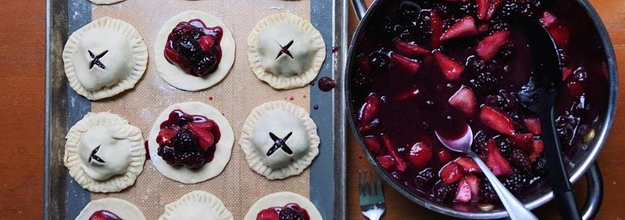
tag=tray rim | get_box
[43,0,349,219]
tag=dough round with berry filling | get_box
[64,112,146,193]
[76,198,146,220]
[244,192,322,220]
[148,102,234,184]
[155,10,235,91]
[240,101,319,180]
[159,191,233,220]
[248,13,326,89]
[63,17,148,100]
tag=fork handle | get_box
[467,152,538,220]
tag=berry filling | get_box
[89,210,123,220]
[156,109,221,169]
[351,0,607,206]
[165,19,223,77]
[256,203,310,220]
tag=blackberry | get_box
[434,3,452,18]
[497,43,514,60]
[191,54,219,77]
[172,25,203,41]
[494,136,514,157]
[171,129,200,151]
[157,146,176,162]
[398,1,422,22]
[501,171,530,194]
[459,3,477,15]
[532,154,548,176]
[470,71,499,95]
[175,151,206,169]
[555,111,580,147]
[173,38,203,63]
[490,19,510,32]
[279,207,307,220]
[433,181,458,201]
[499,0,522,18]
[484,90,519,112]
[369,53,390,74]
[415,168,435,188]
[479,179,499,201]
[467,56,488,73]
[472,131,489,156]
[509,148,532,171]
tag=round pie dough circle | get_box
[76,198,146,220]
[240,101,320,180]
[248,13,326,89]
[159,191,233,220]
[63,17,148,100]
[155,10,236,91]
[88,0,125,4]
[244,192,323,220]
[149,102,234,184]
[64,112,146,193]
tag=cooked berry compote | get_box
[157,109,221,169]
[256,203,310,220]
[165,19,223,77]
[350,0,608,205]
[89,210,123,220]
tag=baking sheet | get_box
[44,0,347,219]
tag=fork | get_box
[358,169,386,220]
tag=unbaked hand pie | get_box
[245,192,322,220]
[64,112,146,193]
[159,191,233,220]
[248,13,326,89]
[155,10,236,91]
[63,17,148,100]
[240,101,320,180]
[76,198,146,220]
[148,102,234,184]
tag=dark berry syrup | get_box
[350,0,608,206]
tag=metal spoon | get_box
[514,16,582,220]
[436,124,538,220]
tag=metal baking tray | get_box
[44,0,349,219]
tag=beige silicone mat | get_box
[90,0,313,219]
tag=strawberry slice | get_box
[454,157,481,173]
[381,135,408,171]
[485,0,504,21]
[547,25,571,47]
[476,0,490,20]
[440,162,463,184]
[530,140,544,162]
[393,39,430,58]
[562,66,574,81]
[476,31,510,61]
[89,210,122,220]
[395,86,421,101]
[486,139,512,176]
[357,55,371,75]
[465,174,481,199]
[363,135,382,154]
[156,128,177,146]
[187,123,216,150]
[198,35,215,52]
[257,209,280,220]
[524,117,542,135]
[540,11,558,28]
[359,93,380,125]
[391,53,421,74]
[477,22,490,33]
[430,9,444,47]
[438,148,454,163]
[164,46,191,69]
[510,133,534,153]
[433,51,464,80]
[408,142,433,169]
[455,178,472,203]
[440,16,478,41]
[377,155,397,170]
[480,106,515,136]
[449,87,477,116]
[359,118,379,133]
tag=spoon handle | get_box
[467,152,538,220]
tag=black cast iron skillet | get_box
[346,0,617,219]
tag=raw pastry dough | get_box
[63,17,148,100]
[64,112,146,193]
[159,191,233,220]
[155,10,235,91]
[76,198,146,220]
[149,102,234,184]
[244,192,323,220]
[248,13,326,89]
[240,101,320,180]
[88,0,125,4]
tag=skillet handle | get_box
[350,0,367,20]
[581,162,603,220]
